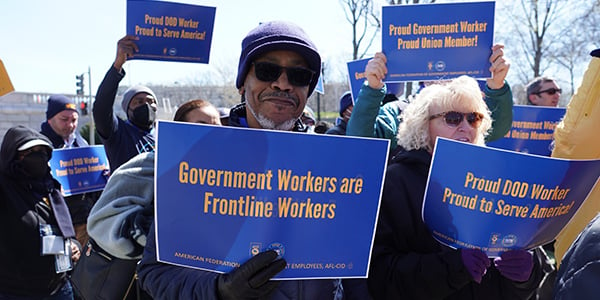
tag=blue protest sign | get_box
[487,105,567,156]
[423,138,600,257]
[154,121,389,279]
[382,2,494,82]
[347,58,404,102]
[126,0,215,63]
[48,146,109,196]
[314,74,324,94]
[347,58,370,101]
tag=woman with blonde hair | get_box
[368,75,545,300]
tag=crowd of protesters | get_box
[1,14,599,300]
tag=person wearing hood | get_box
[0,125,81,299]
[40,94,98,248]
[93,35,158,172]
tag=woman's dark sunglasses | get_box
[535,88,561,95]
[252,62,315,87]
[429,111,484,128]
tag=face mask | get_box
[130,103,156,129]
[20,151,50,179]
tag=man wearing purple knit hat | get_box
[230,20,321,131]
[137,21,368,300]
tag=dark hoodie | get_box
[0,125,75,296]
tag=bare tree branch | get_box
[340,0,382,60]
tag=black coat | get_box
[554,213,600,299]
[0,126,74,296]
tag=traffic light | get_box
[80,101,88,115]
[76,73,84,95]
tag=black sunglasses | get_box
[429,111,484,128]
[536,88,562,95]
[252,62,315,87]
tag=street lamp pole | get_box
[87,66,94,145]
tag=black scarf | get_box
[12,165,76,238]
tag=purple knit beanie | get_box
[236,21,321,96]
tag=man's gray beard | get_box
[246,101,297,131]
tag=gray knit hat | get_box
[236,21,321,96]
[121,85,156,113]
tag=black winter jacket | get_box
[554,212,600,299]
[93,66,154,172]
[0,126,74,296]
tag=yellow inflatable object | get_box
[552,56,600,268]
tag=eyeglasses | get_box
[536,88,562,95]
[252,62,315,87]
[429,111,484,128]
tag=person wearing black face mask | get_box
[17,147,50,179]
[93,35,158,172]
[0,125,81,299]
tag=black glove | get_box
[217,250,286,300]
[591,48,599,58]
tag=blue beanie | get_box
[386,82,405,96]
[236,21,321,96]
[121,85,156,113]
[46,94,77,120]
[339,91,353,117]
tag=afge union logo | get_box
[250,243,262,256]
[435,61,446,71]
[489,233,500,246]
[502,235,517,247]
[249,242,285,259]
[268,242,285,259]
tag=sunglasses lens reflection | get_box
[254,62,314,86]
[442,112,483,128]
[444,112,463,126]
[538,88,561,95]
